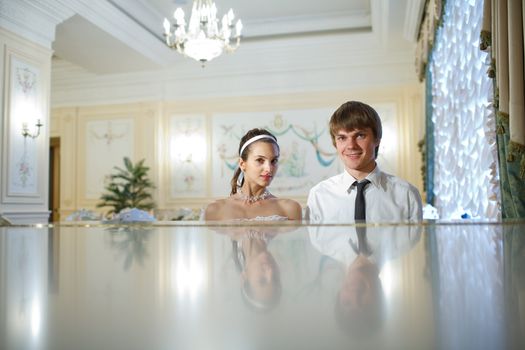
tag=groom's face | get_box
[334,128,379,178]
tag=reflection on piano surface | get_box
[0,221,524,349]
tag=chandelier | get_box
[163,0,243,64]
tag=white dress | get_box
[199,210,289,221]
[235,215,289,243]
[239,215,289,221]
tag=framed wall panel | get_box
[0,42,49,212]
[84,119,134,199]
[7,56,41,195]
[169,115,207,198]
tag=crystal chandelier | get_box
[163,0,243,64]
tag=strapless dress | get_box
[199,212,289,222]
[239,215,289,221]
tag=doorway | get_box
[49,137,60,222]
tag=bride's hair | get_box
[230,128,279,195]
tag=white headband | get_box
[239,134,277,156]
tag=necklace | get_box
[238,189,270,204]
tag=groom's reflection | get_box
[335,228,383,335]
[309,224,421,336]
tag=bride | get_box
[203,128,302,221]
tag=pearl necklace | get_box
[238,189,270,204]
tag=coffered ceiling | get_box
[51,0,423,74]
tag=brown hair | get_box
[329,101,382,158]
[230,128,279,195]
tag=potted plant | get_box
[97,157,155,216]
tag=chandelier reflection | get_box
[163,0,243,64]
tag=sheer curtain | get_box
[428,1,499,219]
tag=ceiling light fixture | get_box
[163,0,243,65]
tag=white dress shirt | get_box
[308,225,422,266]
[306,166,423,223]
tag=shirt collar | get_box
[342,165,382,192]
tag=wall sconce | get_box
[22,119,43,139]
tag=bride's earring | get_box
[237,170,244,187]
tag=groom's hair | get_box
[329,101,382,158]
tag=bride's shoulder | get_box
[276,197,301,207]
[275,198,303,220]
[203,198,235,220]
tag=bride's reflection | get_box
[214,224,299,312]
[232,229,282,311]
[105,226,153,270]
[309,225,421,336]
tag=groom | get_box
[306,101,422,223]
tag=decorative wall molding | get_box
[0,210,50,224]
[84,118,135,199]
[6,54,41,197]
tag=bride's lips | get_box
[261,174,273,181]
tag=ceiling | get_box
[144,0,371,37]
[51,0,419,75]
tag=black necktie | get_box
[353,180,371,222]
[352,180,372,255]
[349,230,372,256]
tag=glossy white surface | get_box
[0,222,523,349]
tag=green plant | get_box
[97,157,155,215]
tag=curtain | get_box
[415,0,443,81]
[425,65,435,205]
[422,1,499,219]
[481,0,525,219]
[416,0,444,206]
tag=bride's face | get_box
[243,251,280,302]
[240,141,280,188]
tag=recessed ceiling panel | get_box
[53,15,161,74]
